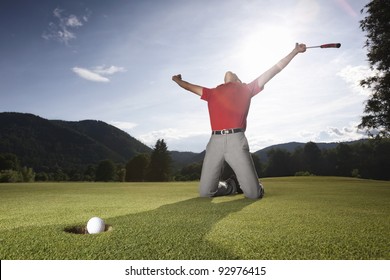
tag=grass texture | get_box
[0,177,389,260]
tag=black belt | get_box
[212,128,244,135]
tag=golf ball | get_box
[87,217,105,234]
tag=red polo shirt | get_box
[201,80,262,131]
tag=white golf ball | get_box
[87,217,105,234]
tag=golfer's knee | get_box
[243,186,262,199]
[245,192,261,199]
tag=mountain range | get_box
[0,112,151,172]
[0,112,360,173]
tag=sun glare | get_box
[232,26,296,81]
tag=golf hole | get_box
[64,224,113,235]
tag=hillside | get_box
[0,112,373,178]
[53,119,151,161]
[0,112,151,172]
[169,150,206,171]
[255,140,372,163]
[254,142,340,162]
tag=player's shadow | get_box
[106,197,257,259]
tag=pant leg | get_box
[199,135,229,197]
[225,132,262,199]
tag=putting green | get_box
[0,177,389,259]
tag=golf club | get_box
[306,43,341,49]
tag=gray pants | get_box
[199,132,262,199]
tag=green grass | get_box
[0,177,389,260]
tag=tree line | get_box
[105,138,390,182]
[359,0,390,137]
[1,138,389,183]
[0,139,171,183]
[262,139,389,180]
[177,139,390,181]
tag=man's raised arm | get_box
[172,74,203,96]
[255,43,306,90]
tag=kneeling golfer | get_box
[172,43,306,199]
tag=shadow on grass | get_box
[1,196,257,259]
[98,196,257,259]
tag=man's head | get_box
[224,71,242,84]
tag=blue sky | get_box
[0,0,372,152]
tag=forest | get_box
[177,139,390,181]
[2,138,389,183]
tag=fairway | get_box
[0,177,389,260]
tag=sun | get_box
[232,25,296,80]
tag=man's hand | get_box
[172,74,203,96]
[172,74,182,83]
[295,43,306,53]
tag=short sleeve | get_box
[201,88,212,101]
[247,79,263,97]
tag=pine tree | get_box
[147,139,172,181]
[95,159,116,181]
[125,154,150,181]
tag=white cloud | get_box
[337,65,374,96]
[93,65,126,75]
[247,121,370,152]
[42,8,90,45]
[53,8,62,19]
[138,128,207,146]
[72,65,126,82]
[110,121,138,130]
[72,67,109,82]
[66,15,83,27]
[138,128,184,144]
[313,123,369,143]
[136,128,210,152]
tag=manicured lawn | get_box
[0,177,389,259]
